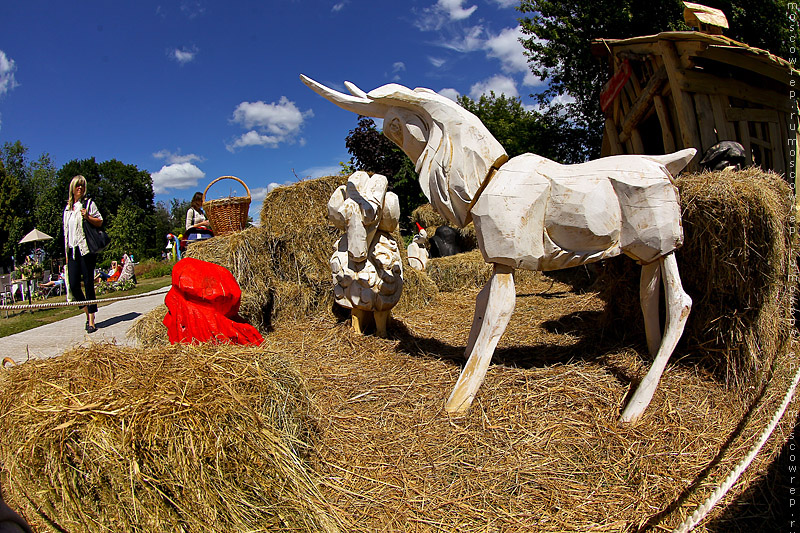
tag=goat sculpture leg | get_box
[640,261,662,357]
[445,264,516,414]
[621,253,692,422]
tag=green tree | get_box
[28,154,60,260]
[517,0,799,160]
[56,158,159,258]
[457,92,586,163]
[170,198,191,235]
[104,200,147,263]
[344,116,427,230]
[0,162,25,270]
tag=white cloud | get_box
[416,0,477,31]
[300,165,343,179]
[169,45,198,65]
[491,0,517,7]
[0,50,19,97]
[441,24,485,53]
[246,185,271,226]
[153,149,204,165]
[438,88,460,101]
[227,96,312,151]
[180,1,206,19]
[150,162,206,194]
[428,57,446,68]
[469,74,518,99]
[332,1,347,12]
[438,0,477,21]
[391,61,406,81]
[485,26,545,88]
[536,93,576,114]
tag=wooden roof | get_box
[592,31,798,86]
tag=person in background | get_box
[94,260,120,283]
[41,266,67,294]
[63,174,102,333]
[185,192,213,241]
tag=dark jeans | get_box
[67,247,98,314]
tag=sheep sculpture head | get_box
[328,171,403,337]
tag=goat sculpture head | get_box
[301,75,508,228]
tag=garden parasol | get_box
[19,228,53,244]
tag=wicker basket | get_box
[202,176,251,236]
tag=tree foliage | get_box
[344,117,427,230]
[0,142,166,271]
[55,157,159,261]
[105,200,148,262]
[0,161,24,268]
[457,92,586,163]
[518,0,799,159]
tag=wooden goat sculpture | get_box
[302,75,695,422]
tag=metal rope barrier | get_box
[0,287,170,312]
[672,361,800,532]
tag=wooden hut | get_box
[592,23,799,191]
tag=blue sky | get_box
[0,0,547,222]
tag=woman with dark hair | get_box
[185,192,213,241]
[63,175,102,333]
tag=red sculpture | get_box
[163,258,263,345]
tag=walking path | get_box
[0,287,168,365]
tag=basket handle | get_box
[203,175,251,203]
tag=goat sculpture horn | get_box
[300,74,388,118]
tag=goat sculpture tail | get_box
[646,148,697,177]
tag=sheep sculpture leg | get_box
[621,253,692,422]
[445,264,516,415]
[374,310,391,338]
[351,308,372,335]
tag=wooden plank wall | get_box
[602,36,798,191]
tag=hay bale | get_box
[410,204,478,251]
[421,249,540,292]
[598,168,797,387]
[425,250,494,291]
[127,303,169,347]
[130,176,440,345]
[0,344,341,532]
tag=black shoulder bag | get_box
[83,198,111,254]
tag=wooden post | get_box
[659,40,702,169]
[653,94,676,153]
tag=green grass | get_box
[0,275,171,338]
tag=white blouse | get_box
[63,199,102,253]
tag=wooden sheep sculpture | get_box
[303,75,695,423]
[407,223,429,271]
[328,171,403,337]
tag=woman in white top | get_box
[185,192,213,241]
[62,175,103,333]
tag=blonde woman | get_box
[63,175,103,333]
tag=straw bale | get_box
[254,273,798,531]
[424,249,543,292]
[127,304,169,347]
[5,249,797,530]
[0,344,342,532]
[128,175,440,346]
[598,168,797,388]
[410,203,478,251]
